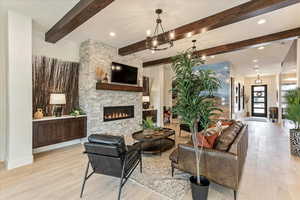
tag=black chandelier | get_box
[146,9,174,52]
[187,40,206,62]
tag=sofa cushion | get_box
[169,148,179,163]
[214,122,243,151]
[197,132,219,148]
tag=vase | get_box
[34,108,44,119]
[143,129,154,136]
[290,129,300,157]
[190,176,210,200]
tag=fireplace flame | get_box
[105,112,129,120]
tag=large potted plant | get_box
[285,88,300,157]
[172,51,221,200]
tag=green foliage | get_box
[285,88,300,129]
[171,51,222,131]
[141,118,162,131]
[142,118,155,129]
[70,108,86,116]
[171,50,222,184]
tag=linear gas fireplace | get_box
[103,106,134,122]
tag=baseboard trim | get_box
[5,155,33,170]
[33,138,87,154]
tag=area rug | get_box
[244,117,268,122]
[129,136,235,200]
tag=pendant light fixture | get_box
[146,9,174,52]
[187,40,206,63]
[255,74,262,84]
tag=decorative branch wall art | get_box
[32,56,79,116]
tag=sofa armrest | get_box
[177,143,239,190]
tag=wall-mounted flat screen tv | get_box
[111,62,138,85]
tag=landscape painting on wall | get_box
[193,62,231,118]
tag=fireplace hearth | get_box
[103,106,134,122]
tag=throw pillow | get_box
[197,131,219,149]
[214,122,243,151]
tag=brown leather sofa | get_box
[169,122,248,199]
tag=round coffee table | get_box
[132,128,175,154]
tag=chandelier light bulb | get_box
[169,31,175,40]
[146,30,151,36]
[152,39,158,47]
[201,55,207,60]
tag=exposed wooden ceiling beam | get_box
[45,0,114,43]
[119,0,300,56]
[143,27,300,67]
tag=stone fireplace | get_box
[103,106,134,122]
[79,40,143,136]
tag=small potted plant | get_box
[141,118,162,136]
[70,108,86,117]
[285,88,300,157]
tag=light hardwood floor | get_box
[0,121,300,200]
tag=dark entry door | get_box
[251,85,267,117]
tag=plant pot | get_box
[290,129,300,157]
[143,129,154,136]
[190,176,210,200]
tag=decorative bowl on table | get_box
[143,129,154,136]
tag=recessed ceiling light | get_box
[253,59,258,63]
[257,19,266,25]
[109,32,116,37]
[258,46,265,50]
[186,32,192,38]
[210,55,215,59]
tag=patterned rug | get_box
[129,135,235,200]
[244,117,268,122]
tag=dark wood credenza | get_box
[33,115,87,148]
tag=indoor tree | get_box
[171,51,221,185]
[285,88,300,157]
[285,88,300,129]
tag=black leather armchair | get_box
[80,134,142,200]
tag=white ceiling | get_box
[205,40,293,77]
[2,0,300,76]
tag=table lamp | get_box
[50,93,66,117]
[143,96,150,109]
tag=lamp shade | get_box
[143,96,150,102]
[50,93,66,105]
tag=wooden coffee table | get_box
[132,128,175,154]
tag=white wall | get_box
[143,65,165,126]
[32,25,79,62]
[6,11,33,169]
[163,65,174,108]
[0,2,8,162]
